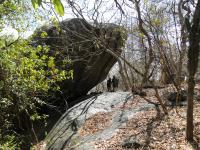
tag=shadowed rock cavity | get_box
[32,18,127,100]
[166,90,187,106]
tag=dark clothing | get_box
[107,78,112,92]
[112,76,119,92]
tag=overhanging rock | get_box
[32,18,127,99]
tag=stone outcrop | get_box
[43,92,155,150]
[32,18,127,98]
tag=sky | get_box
[0,27,19,43]
[0,0,180,39]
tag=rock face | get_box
[32,18,127,98]
[43,92,155,150]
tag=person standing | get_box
[107,77,112,92]
[112,75,118,92]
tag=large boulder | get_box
[41,92,155,150]
[32,18,127,98]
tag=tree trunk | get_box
[123,53,132,88]
[185,0,200,141]
[177,0,187,88]
[134,0,154,85]
[118,60,129,91]
[186,77,195,141]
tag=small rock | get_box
[132,90,147,97]
[167,90,187,102]
[122,137,142,149]
[165,90,188,106]
[139,91,147,97]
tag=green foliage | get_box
[0,1,17,25]
[31,0,41,9]
[0,135,20,150]
[0,37,72,147]
[40,31,48,38]
[31,0,65,16]
[0,0,67,148]
[52,0,65,16]
[0,1,17,16]
[0,40,67,92]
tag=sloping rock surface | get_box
[44,92,155,150]
[32,18,127,98]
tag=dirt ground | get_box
[84,84,200,150]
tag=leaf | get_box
[31,0,42,9]
[40,31,48,38]
[139,32,145,38]
[47,57,55,68]
[52,0,65,16]
[153,19,161,26]
[31,0,39,9]
[38,0,42,6]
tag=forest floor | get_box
[33,84,200,150]
[79,84,200,150]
